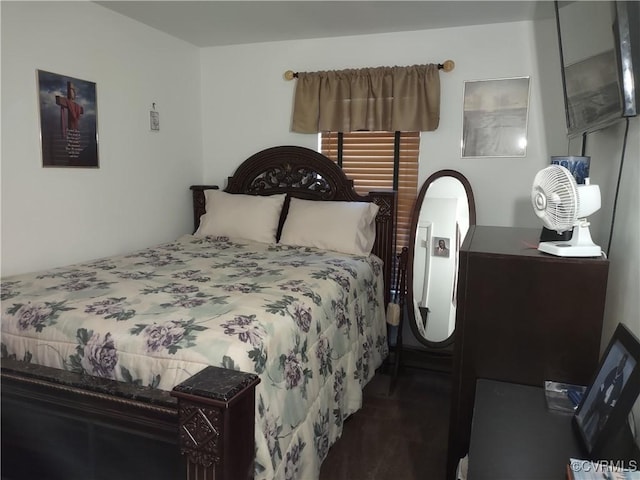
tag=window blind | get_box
[320,131,420,256]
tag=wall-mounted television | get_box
[555,1,639,137]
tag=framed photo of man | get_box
[573,323,640,458]
[37,70,99,168]
[433,237,450,258]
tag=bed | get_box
[1,145,396,480]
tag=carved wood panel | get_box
[177,402,222,468]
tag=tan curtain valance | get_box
[292,63,441,133]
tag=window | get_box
[320,131,420,258]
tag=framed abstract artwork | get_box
[461,77,530,158]
[37,70,99,168]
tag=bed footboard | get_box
[171,366,261,480]
[1,360,259,480]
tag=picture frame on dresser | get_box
[574,323,640,459]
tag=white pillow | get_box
[195,190,286,244]
[279,197,379,255]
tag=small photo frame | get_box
[461,77,530,158]
[433,237,450,258]
[573,323,640,457]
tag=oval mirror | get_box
[406,170,476,348]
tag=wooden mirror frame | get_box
[406,169,476,349]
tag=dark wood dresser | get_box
[446,225,609,479]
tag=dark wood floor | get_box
[319,366,452,480]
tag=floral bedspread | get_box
[1,235,388,480]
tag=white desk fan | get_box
[531,165,602,257]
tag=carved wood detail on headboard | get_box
[190,146,396,305]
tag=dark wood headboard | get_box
[190,145,396,306]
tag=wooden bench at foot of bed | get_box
[1,359,260,480]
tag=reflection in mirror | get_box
[407,170,476,348]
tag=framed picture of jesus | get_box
[37,70,98,168]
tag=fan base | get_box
[538,241,602,257]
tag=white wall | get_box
[3,0,636,350]
[593,116,640,439]
[574,114,640,446]
[582,117,640,348]
[199,19,566,229]
[1,1,203,276]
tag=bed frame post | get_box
[369,190,396,307]
[171,366,260,480]
[190,185,219,233]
